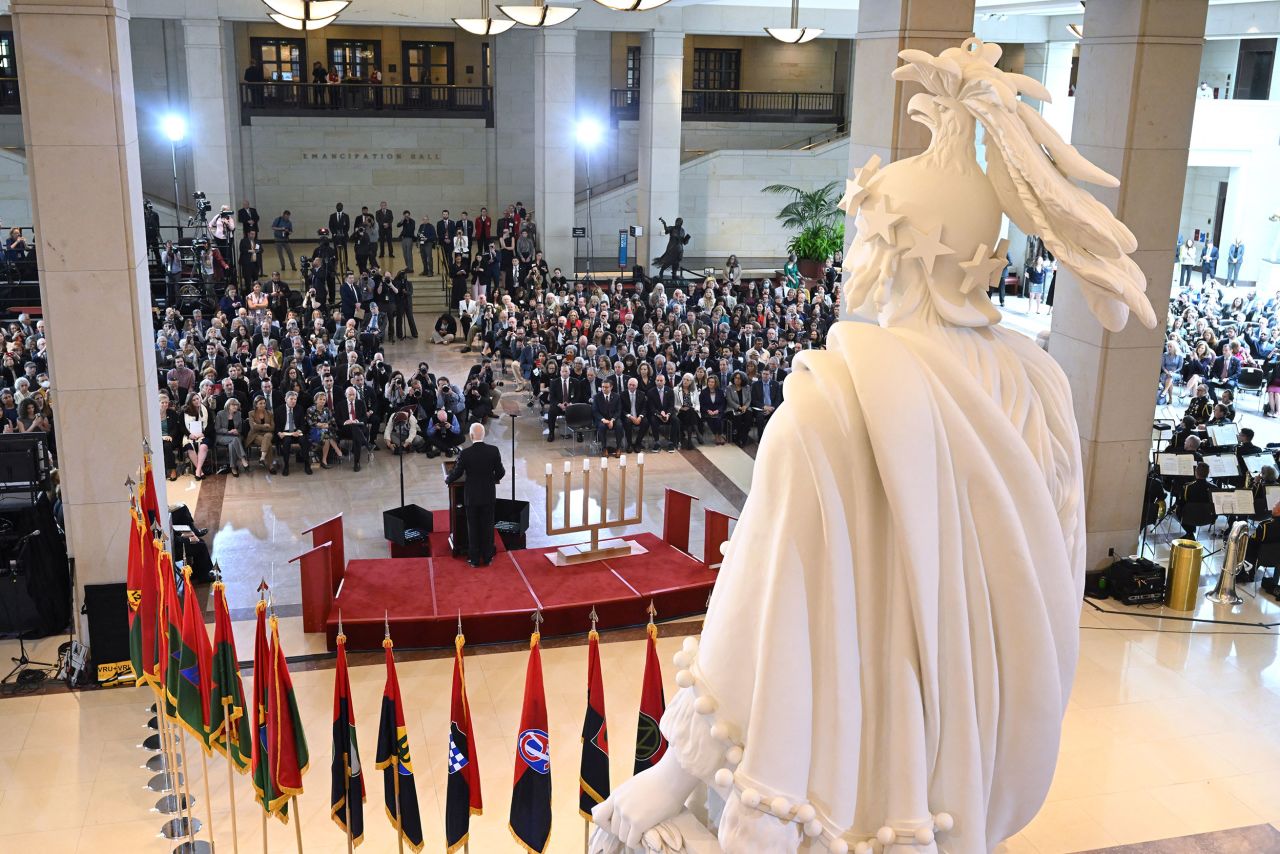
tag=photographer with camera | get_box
[209,204,237,275]
[143,200,161,265]
[397,210,416,273]
[271,209,296,273]
[394,269,417,339]
[353,223,375,274]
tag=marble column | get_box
[636,31,683,269]
[1047,0,1208,569]
[12,0,166,629]
[182,17,237,208]
[533,28,576,273]
[1040,40,1078,141]
[846,0,974,170]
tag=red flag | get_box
[509,630,552,853]
[127,507,154,686]
[250,600,286,819]
[267,615,310,812]
[174,566,215,751]
[445,631,482,852]
[633,623,668,774]
[140,453,161,529]
[579,629,609,818]
[158,547,182,718]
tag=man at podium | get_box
[445,422,505,567]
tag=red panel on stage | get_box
[290,543,333,634]
[302,515,345,590]
[662,488,697,554]
[703,509,735,570]
[326,531,718,650]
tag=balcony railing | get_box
[609,88,844,124]
[238,82,494,125]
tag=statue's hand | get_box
[589,821,685,854]
[591,753,699,850]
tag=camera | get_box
[143,199,154,212]
[192,191,212,216]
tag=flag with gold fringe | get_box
[375,631,424,851]
[445,628,482,853]
[174,566,215,751]
[579,627,609,819]
[510,626,552,854]
[209,581,252,772]
[330,626,365,846]
[634,621,668,775]
[251,600,289,822]
[126,505,155,687]
[267,614,309,815]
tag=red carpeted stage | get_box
[293,491,736,651]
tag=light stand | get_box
[584,146,594,282]
[162,114,187,242]
[503,398,520,501]
[576,118,603,283]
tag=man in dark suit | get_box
[445,422,506,567]
[751,368,783,434]
[328,202,351,272]
[437,210,456,264]
[622,376,648,452]
[237,200,260,235]
[339,386,370,472]
[594,378,623,456]
[375,200,395,260]
[647,373,678,451]
[1207,345,1240,402]
[274,390,312,476]
[546,364,575,442]
[339,272,360,322]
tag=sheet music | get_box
[1212,491,1236,515]
[1208,423,1240,447]
[1159,454,1196,477]
[1204,454,1240,479]
[1244,453,1274,476]
[1211,489,1254,516]
[1268,486,1280,513]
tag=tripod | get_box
[2,635,57,686]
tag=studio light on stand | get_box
[455,0,517,35]
[765,0,823,44]
[576,117,603,282]
[499,0,579,28]
[262,0,349,30]
[590,0,671,10]
[161,114,186,238]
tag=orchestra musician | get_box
[1177,462,1213,537]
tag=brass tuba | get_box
[1206,519,1252,606]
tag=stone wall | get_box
[1180,165,1229,244]
[246,116,494,238]
[0,145,30,227]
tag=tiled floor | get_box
[6,299,1280,852]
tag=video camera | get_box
[192,191,212,216]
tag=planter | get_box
[798,258,824,280]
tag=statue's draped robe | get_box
[667,319,1085,853]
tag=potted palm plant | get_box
[763,180,845,280]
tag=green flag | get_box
[210,582,252,772]
[175,566,215,751]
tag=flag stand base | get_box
[148,771,184,792]
[171,840,212,853]
[154,793,193,815]
[141,734,163,751]
[147,716,160,730]
[145,753,178,773]
[160,816,202,839]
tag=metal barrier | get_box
[238,81,493,125]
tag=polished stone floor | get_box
[5,303,1280,852]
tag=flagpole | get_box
[223,701,241,854]
[394,763,405,854]
[344,794,354,854]
[290,796,304,854]
[200,746,217,852]
[176,724,199,848]
[262,807,268,854]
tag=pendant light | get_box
[765,0,822,44]
[263,0,349,30]
[590,0,671,10]
[499,0,579,28]
[455,0,517,34]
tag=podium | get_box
[443,460,468,557]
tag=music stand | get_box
[502,397,520,501]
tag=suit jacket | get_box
[328,211,350,239]
[437,219,457,244]
[1209,356,1240,383]
[340,281,360,317]
[751,379,783,409]
[446,440,505,507]
[622,389,648,419]
[374,209,394,233]
[549,376,576,408]
[648,385,675,418]
[274,402,308,435]
[593,391,621,424]
[569,373,593,404]
[338,396,367,428]
[1182,479,1214,506]
[237,207,260,231]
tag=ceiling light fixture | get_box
[591,0,672,10]
[455,0,517,34]
[264,0,349,30]
[765,0,822,45]
[499,0,579,27]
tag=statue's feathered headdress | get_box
[894,38,1157,332]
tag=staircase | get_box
[410,274,451,317]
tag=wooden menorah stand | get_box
[544,452,646,566]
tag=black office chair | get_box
[1238,367,1265,400]
[1256,542,1280,597]
[564,403,596,454]
[1177,502,1218,548]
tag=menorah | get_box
[544,452,646,565]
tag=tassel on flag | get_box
[251,599,289,822]
[267,614,310,815]
[634,607,668,775]
[445,622,482,854]
[375,624,425,851]
[509,612,552,854]
[209,580,253,772]
[331,619,366,847]
[579,612,609,820]
[174,566,215,751]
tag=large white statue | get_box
[592,39,1156,854]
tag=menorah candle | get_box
[564,460,572,473]
[545,463,553,477]
[638,453,645,466]
[619,454,627,468]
